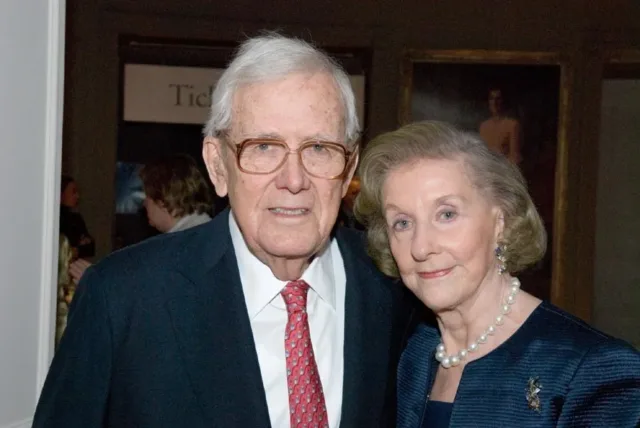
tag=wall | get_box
[62,0,640,319]
[0,1,65,426]
[595,79,640,348]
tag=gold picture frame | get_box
[399,49,572,308]
[605,48,640,64]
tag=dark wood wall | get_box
[61,0,640,320]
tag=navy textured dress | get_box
[398,301,640,427]
[421,401,452,428]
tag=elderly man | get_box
[33,34,414,428]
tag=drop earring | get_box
[495,243,507,274]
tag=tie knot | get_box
[281,280,310,313]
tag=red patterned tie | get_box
[281,280,329,428]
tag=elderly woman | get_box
[355,121,640,427]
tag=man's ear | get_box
[202,136,229,197]
[341,149,360,197]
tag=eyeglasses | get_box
[225,138,355,179]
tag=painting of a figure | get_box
[479,87,522,164]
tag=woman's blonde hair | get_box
[354,120,547,277]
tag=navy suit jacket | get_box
[397,301,640,427]
[34,209,415,427]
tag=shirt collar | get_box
[168,212,210,233]
[168,215,191,233]
[228,212,336,319]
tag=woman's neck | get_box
[435,274,517,362]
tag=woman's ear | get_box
[494,208,505,243]
[202,137,229,197]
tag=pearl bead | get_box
[434,277,520,368]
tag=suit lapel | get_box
[165,210,271,427]
[164,216,403,427]
[397,324,440,428]
[337,229,398,426]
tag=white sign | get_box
[123,64,366,128]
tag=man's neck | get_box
[261,254,314,281]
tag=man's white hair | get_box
[203,33,360,145]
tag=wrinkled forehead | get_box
[384,156,476,193]
[229,73,345,140]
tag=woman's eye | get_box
[439,210,457,221]
[392,219,410,231]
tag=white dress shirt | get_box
[229,214,346,428]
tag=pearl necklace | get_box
[435,277,521,369]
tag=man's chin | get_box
[262,241,318,260]
[253,221,329,260]
[257,233,326,261]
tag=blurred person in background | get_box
[59,175,95,259]
[69,154,213,284]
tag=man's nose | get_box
[275,152,308,193]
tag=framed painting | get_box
[399,50,571,303]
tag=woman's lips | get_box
[418,267,453,279]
